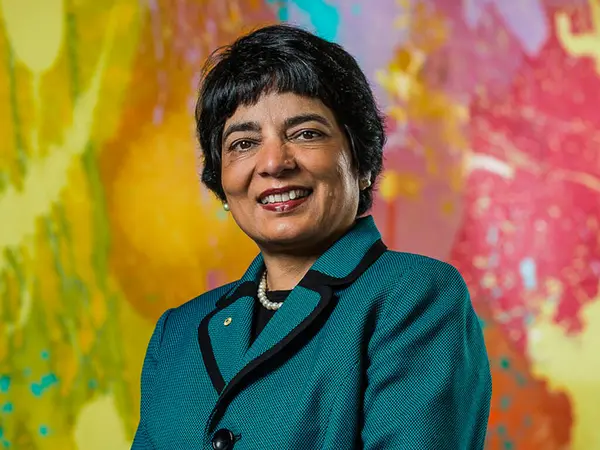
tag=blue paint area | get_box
[515,373,528,386]
[40,350,50,360]
[39,425,49,436]
[486,226,499,245]
[30,373,58,397]
[2,403,12,413]
[278,2,289,21]
[31,384,41,397]
[88,379,98,389]
[494,0,548,56]
[254,0,340,41]
[488,252,499,268]
[519,257,537,290]
[500,395,511,410]
[42,373,58,385]
[524,313,535,325]
[290,0,340,41]
[497,424,506,435]
[2,440,9,448]
[0,428,2,437]
[491,286,503,299]
[265,0,288,21]
[500,357,510,370]
[0,377,9,393]
[351,4,361,15]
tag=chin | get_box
[256,222,317,250]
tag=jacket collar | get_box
[223,214,384,291]
[198,216,386,434]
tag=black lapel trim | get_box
[300,239,387,289]
[198,281,257,393]
[215,281,257,309]
[206,283,335,433]
[204,239,387,432]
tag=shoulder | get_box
[373,250,470,312]
[376,250,466,287]
[367,251,480,357]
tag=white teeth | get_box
[260,189,309,204]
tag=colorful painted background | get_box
[1,0,599,448]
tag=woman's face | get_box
[220,92,361,253]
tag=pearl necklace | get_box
[257,271,283,311]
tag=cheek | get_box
[335,152,359,192]
[221,159,250,197]
[308,154,358,202]
[313,156,359,205]
[308,148,355,184]
[220,167,235,196]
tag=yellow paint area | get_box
[379,170,423,201]
[0,2,146,447]
[556,0,600,74]
[0,10,117,273]
[0,0,64,73]
[529,281,600,450]
[74,395,130,450]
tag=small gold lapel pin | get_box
[223,317,232,326]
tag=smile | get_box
[259,188,311,205]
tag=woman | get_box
[132,24,491,450]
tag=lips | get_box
[259,188,311,205]
[257,186,312,213]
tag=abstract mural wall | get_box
[1,0,598,448]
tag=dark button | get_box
[212,428,235,450]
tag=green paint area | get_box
[30,373,58,397]
[0,376,10,393]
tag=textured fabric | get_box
[132,216,492,449]
[251,291,290,343]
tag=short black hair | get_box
[195,24,386,216]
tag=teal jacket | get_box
[132,216,491,449]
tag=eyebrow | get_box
[283,113,332,130]
[222,121,261,143]
[222,113,333,143]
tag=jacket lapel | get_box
[198,254,263,393]
[243,285,321,364]
[198,215,387,433]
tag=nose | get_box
[256,137,296,177]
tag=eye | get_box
[293,130,323,141]
[230,140,255,152]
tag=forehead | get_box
[226,92,337,125]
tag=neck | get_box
[260,252,317,291]
[259,222,357,290]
